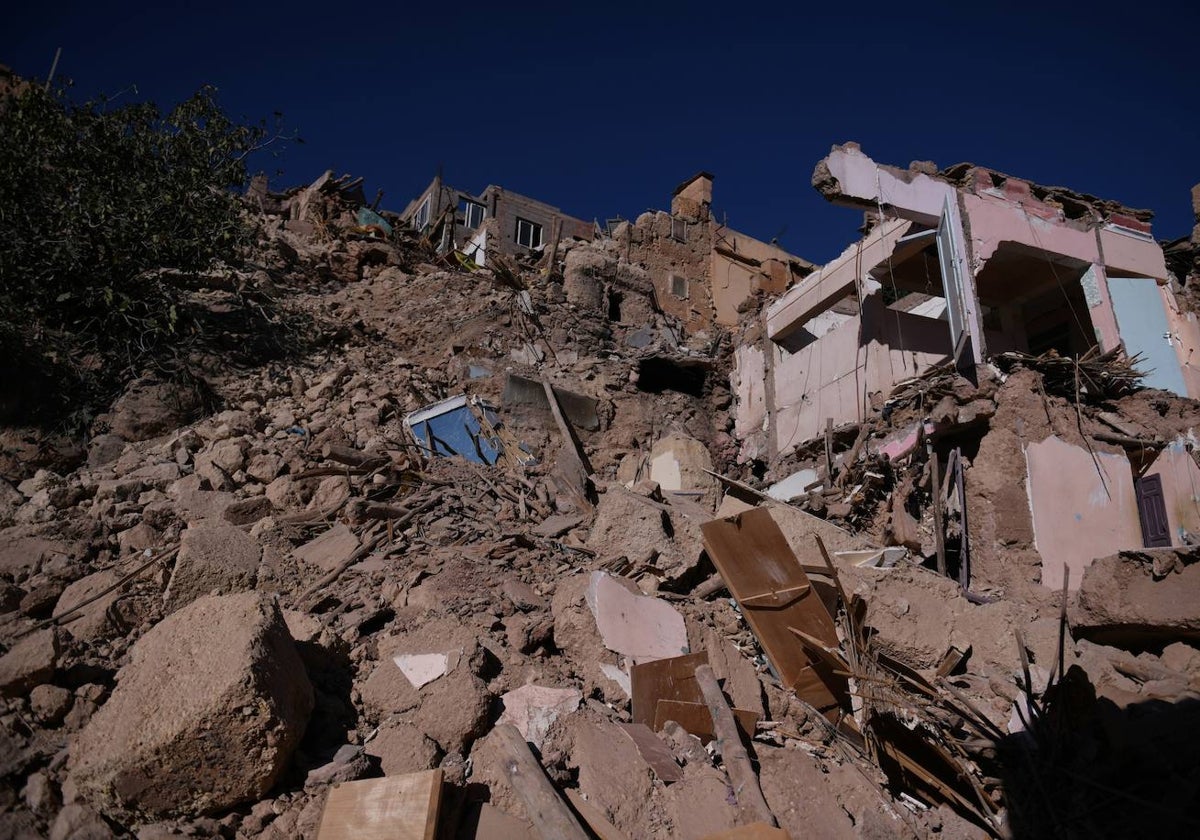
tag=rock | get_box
[588,488,671,565]
[208,440,247,474]
[293,523,359,573]
[30,683,73,725]
[265,476,303,510]
[103,378,203,443]
[303,744,370,789]
[163,524,260,613]
[496,684,581,750]
[23,769,60,814]
[363,722,439,776]
[410,668,490,754]
[222,496,273,526]
[86,435,127,468]
[1073,549,1200,644]
[68,592,313,817]
[500,578,547,612]
[50,802,116,840]
[0,628,59,697]
[55,570,122,641]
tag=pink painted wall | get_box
[1024,435,1142,591]
[823,145,953,224]
[769,299,951,451]
[1098,227,1168,279]
[1144,440,1200,544]
[960,192,1100,267]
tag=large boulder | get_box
[68,592,313,817]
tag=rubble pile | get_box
[0,164,1198,840]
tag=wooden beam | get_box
[494,724,589,840]
[694,665,776,828]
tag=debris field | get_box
[2,150,1200,840]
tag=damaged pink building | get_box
[735,144,1200,587]
[736,143,1200,458]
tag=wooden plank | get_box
[701,508,847,712]
[564,789,631,840]
[631,652,709,727]
[493,724,589,840]
[653,700,759,744]
[695,665,776,827]
[316,770,443,840]
[616,723,683,783]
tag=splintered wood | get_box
[315,770,443,840]
[701,507,848,715]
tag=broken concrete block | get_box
[587,489,671,565]
[586,571,688,664]
[364,720,441,777]
[571,718,655,835]
[293,523,360,573]
[68,592,313,817]
[1073,548,1200,644]
[0,628,59,697]
[363,722,438,777]
[164,523,261,613]
[496,684,582,749]
[410,668,490,754]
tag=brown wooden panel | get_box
[653,699,759,744]
[701,507,847,712]
[316,770,442,840]
[631,651,709,727]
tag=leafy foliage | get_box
[0,83,278,424]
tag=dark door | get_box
[1135,474,1172,548]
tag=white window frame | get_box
[515,217,543,249]
[412,196,431,232]
[461,199,486,230]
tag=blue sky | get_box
[5,1,1197,263]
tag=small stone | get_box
[30,684,73,725]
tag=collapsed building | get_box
[1,143,1199,840]
[733,143,1200,590]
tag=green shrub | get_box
[0,83,281,425]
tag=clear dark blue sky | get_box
[6,1,1197,263]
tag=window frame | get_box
[671,216,687,243]
[412,196,431,232]
[669,273,689,300]
[515,217,544,249]
[461,199,486,230]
